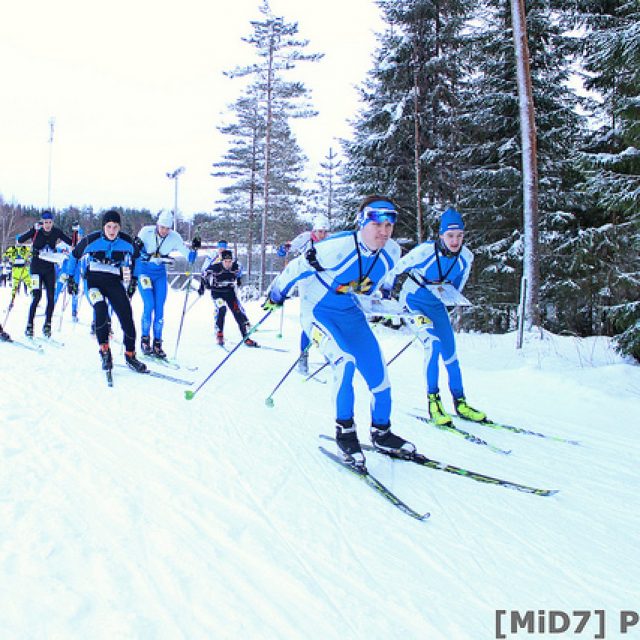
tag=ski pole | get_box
[264,342,313,407]
[174,272,194,360]
[185,310,273,400]
[57,289,69,331]
[276,305,284,338]
[386,336,416,366]
[305,336,416,383]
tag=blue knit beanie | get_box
[439,208,464,234]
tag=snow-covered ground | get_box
[1,285,638,640]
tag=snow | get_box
[1,287,639,640]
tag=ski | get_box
[1,337,44,353]
[319,435,558,497]
[318,445,430,521]
[114,364,193,386]
[410,413,512,455]
[31,335,65,348]
[252,344,290,353]
[455,415,580,446]
[27,336,64,349]
[142,354,180,370]
[105,369,113,387]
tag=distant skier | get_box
[278,214,331,374]
[198,249,258,347]
[263,195,415,469]
[54,222,85,322]
[3,245,32,307]
[383,207,486,426]
[134,210,196,359]
[64,210,147,373]
[16,211,72,338]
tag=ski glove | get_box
[126,278,138,299]
[262,285,285,311]
[197,281,205,296]
[262,297,283,312]
[66,277,79,296]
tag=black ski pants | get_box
[87,271,136,352]
[212,287,249,336]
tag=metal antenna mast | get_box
[47,117,56,209]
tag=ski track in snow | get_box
[1,288,638,639]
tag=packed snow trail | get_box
[1,289,638,639]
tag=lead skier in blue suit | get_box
[263,196,415,469]
[384,207,486,426]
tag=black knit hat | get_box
[220,250,233,260]
[102,210,121,226]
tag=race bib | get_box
[214,298,226,309]
[310,323,328,347]
[31,274,41,289]
[139,275,152,289]
[88,288,105,305]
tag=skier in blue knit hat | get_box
[383,207,486,426]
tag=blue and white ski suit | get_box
[134,226,193,341]
[385,240,473,399]
[270,230,401,426]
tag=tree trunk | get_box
[510,0,540,329]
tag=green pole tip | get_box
[185,390,195,400]
[265,397,274,408]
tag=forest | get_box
[1,0,638,360]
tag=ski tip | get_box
[184,390,195,401]
[265,397,275,408]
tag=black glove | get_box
[126,278,138,299]
[197,280,205,296]
[67,277,78,296]
[191,236,202,250]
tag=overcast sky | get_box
[0,0,384,218]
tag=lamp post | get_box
[166,166,185,231]
[47,117,55,209]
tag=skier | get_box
[63,210,147,373]
[54,223,85,322]
[134,210,196,358]
[198,249,258,347]
[200,239,230,273]
[4,245,33,308]
[279,214,331,374]
[16,211,72,338]
[263,195,415,469]
[383,207,486,426]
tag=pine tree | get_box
[224,0,322,290]
[342,0,472,242]
[457,0,585,332]
[566,0,640,359]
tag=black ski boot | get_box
[43,323,52,338]
[370,423,416,457]
[125,351,148,373]
[141,335,152,356]
[0,326,11,342]
[297,351,309,375]
[335,418,365,469]
[99,343,113,371]
[25,323,34,338]
[244,336,259,347]
[216,331,224,346]
[152,338,167,359]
